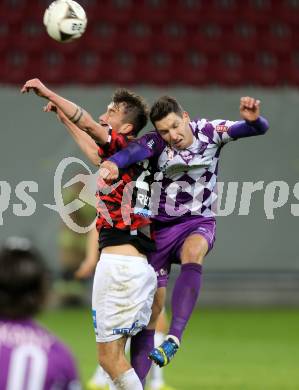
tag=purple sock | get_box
[169,263,202,342]
[130,328,155,387]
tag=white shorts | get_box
[92,253,157,343]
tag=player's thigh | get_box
[180,234,209,265]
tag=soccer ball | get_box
[43,0,87,43]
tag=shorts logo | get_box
[216,125,229,133]
[92,309,98,336]
[197,227,207,233]
[113,320,145,336]
[156,268,168,277]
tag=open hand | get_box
[21,78,52,99]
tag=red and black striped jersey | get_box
[96,127,152,232]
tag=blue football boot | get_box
[149,335,180,367]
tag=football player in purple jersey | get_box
[0,237,81,390]
[98,96,269,370]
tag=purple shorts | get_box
[148,216,216,288]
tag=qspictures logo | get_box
[1,157,299,233]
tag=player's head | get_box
[99,89,148,136]
[150,96,193,149]
[0,237,48,319]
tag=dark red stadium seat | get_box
[96,0,133,25]
[179,51,212,86]
[280,53,299,86]
[225,22,258,55]
[239,0,277,27]
[34,50,71,85]
[2,48,33,84]
[278,0,299,27]
[72,51,109,85]
[153,22,187,55]
[210,52,245,87]
[173,0,240,26]
[0,22,10,54]
[190,22,227,55]
[13,17,48,54]
[140,52,177,85]
[248,51,282,86]
[117,22,153,54]
[259,23,293,55]
[0,0,25,25]
[85,20,118,53]
[108,51,140,85]
[131,0,168,24]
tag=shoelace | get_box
[162,340,178,358]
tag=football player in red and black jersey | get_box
[21,79,157,390]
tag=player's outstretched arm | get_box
[107,131,164,169]
[228,96,269,139]
[21,78,109,145]
[44,102,100,166]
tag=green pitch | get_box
[38,308,299,390]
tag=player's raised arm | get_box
[227,96,269,139]
[44,102,100,166]
[21,78,109,145]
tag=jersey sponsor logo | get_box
[147,139,155,149]
[216,125,229,133]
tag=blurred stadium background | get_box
[1,0,299,388]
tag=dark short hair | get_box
[150,96,184,125]
[112,89,149,135]
[0,238,48,319]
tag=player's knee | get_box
[181,236,208,263]
[181,245,206,264]
[99,353,121,376]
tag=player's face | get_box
[99,102,127,131]
[155,112,193,149]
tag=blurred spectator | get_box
[0,236,81,390]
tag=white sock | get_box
[166,334,180,346]
[90,365,108,386]
[113,368,143,390]
[149,332,165,388]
